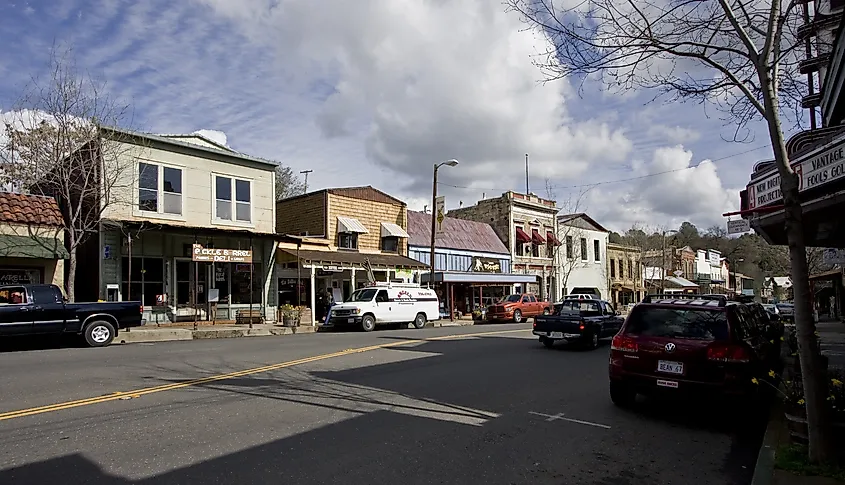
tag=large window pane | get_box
[139,163,158,190]
[216,200,232,220]
[216,176,231,201]
[139,189,157,212]
[163,167,182,193]
[235,202,250,222]
[235,179,250,202]
[232,263,261,304]
[163,193,182,215]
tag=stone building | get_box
[447,192,559,301]
[606,242,645,307]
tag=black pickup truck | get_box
[533,298,624,350]
[0,284,143,347]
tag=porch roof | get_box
[420,271,538,284]
[277,248,428,269]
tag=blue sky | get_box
[0,0,780,231]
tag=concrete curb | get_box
[118,324,317,344]
[434,321,475,327]
[751,402,784,485]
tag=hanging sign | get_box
[435,195,446,235]
[727,219,750,235]
[192,244,253,263]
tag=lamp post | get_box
[730,258,744,296]
[430,159,459,292]
[660,229,678,293]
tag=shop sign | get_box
[726,219,750,235]
[320,265,342,272]
[471,257,501,273]
[192,244,252,263]
[0,269,41,285]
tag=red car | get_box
[608,294,775,406]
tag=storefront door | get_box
[175,259,207,306]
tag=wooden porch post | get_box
[449,282,455,322]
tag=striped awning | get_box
[337,216,369,234]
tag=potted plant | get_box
[280,304,301,327]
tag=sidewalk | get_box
[817,318,845,371]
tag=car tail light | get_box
[140,305,144,313]
[611,335,637,353]
[579,320,585,330]
[706,343,751,363]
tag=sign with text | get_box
[192,244,253,263]
[727,219,751,235]
[471,257,502,273]
[435,195,446,235]
[823,248,845,265]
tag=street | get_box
[0,324,765,485]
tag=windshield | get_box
[501,295,521,303]
[556,300,601,316]
[762,304,776,311]
[349,289,377,302]
[625,307,729,340]
[776,303,793,310]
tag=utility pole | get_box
[300,169,313,193]
[525,153,529,195]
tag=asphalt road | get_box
[0,324,766,485]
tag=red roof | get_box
[407,211,509,254]
[0,192,64,226]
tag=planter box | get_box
[784,412,845,446]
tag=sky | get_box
[0,0,782,233]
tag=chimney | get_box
[459,201,463,208]
[482,192,485,199]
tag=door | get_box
[0,286,34,335]
[30,285,67,334]
[602,301,623,336]
[375,289,394,322]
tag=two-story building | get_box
[606,242,645,306]
[406,210,536,316]
[274,186,427,323]
[75,128,279,323]
[557,213,609,299]
[0,192,69,288]
[447,192,560,301]
[694,249,724,293]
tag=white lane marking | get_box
[529,411,612,429]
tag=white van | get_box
[324,283,439,332]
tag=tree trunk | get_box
[66,243,77,303]
[762,72,831,463]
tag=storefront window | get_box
[0,268,41,285]
[122,257,164,306]
[232,263,262,304]
[213,264,230,303]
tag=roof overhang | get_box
[420,272,538,284]
[381,222,409,238]
[337,216,369,234]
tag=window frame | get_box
[580,238,588,262]
[593,239,601,262]
[212,173,253,226]
[136,162,184,218]
[515,225,525,257]
[610,259,616,278]
[565,236,574,260]
[381,236,399,253]
[338,232,359,250]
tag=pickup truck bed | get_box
[533,299,624,350]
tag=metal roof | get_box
[337,216,369,234]
[407,210,508,255]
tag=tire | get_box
[413,313,427,329]
[361,315,376,332]
[513,310,523,323]
[84,320,116,347]
[541,337,555,349]
[610,381,636,407]
[542,308,550,316]
[587,332,599,350]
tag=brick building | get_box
[275,186,427,323]
[447,192,559,301]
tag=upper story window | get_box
[628,260,633,278]
[580,238,588,261]
[138,162,182,215]
[593,240,600,262]
[339,232,358,250]
[610,259,616,278]
[515,226,526,257]
[566,236,573,259]
[215,175,251,223]
[619,259,624,278]
[381,237,399,252]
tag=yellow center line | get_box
[0,328,529,422]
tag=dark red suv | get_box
[608,294,775,406]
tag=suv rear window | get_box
[625,307,730,340]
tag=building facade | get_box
[275,186,427,323]
[76,129,278,323]
[0,192,69,289]
[447,192,559,301]
[557,213,609,299]
[406,210,535,317]
[607,242,645,306]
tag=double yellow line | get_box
[0,328,528,422]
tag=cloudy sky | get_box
[0,0,779,232]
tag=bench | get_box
[236,309,264,325]
[150,305,169,326]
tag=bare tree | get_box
[0,49,135,302]
[506,0,831,461]
[275,165,305,200]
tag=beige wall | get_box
[276,193,327,236]
[0,223,63,238]
[101,140,276,234]
[326,193,407,253]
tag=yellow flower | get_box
[751,378,759,385]
[768,370,777,378]
[798,399,805,405]
[780,336,784,341]
[828,395,836,401]
[832,379,843,387]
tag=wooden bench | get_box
[236,309,264,325]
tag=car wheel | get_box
[84,320,116,347]
[542,308,550,316]
[513,310,523,323]
[413,313,427,329]
[541,337,555,349]
[609,381,636,407]
[361,315,376,332]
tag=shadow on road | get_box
[0,334,765,485]
[0,334,82,353]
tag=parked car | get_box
[776,303,794,320]
[0,284,143,347]
[324,283,438,332]
[486,293,551,323]
[608,294,777,407]
[533,298,624,349]
[563,294,600,300]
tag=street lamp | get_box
[660,229,678,293]
[430,159,459,292]
[730,258,745,295]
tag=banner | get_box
[435,195,446,235]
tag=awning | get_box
[380,222,409,238]
[420,272,539,284]
[665,276,700,288]
[515,227,531,244]
[810,268,843,280]
[337,216,369,234]
[531,229,546,245]
[611,283,635,292]
[0,235,69,259]
[277,248,427,269]
[546,231,562,246]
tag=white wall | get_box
[557,224,608,299]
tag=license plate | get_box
[657,379,679,388]
[657,360,684,374]
[347,318,355,323]
[550,332,563,339]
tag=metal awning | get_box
[420,272,538,284]
[380,222,409,238]
[337,216,369,234]
[0,235,69,259]
[515,227,531,244]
